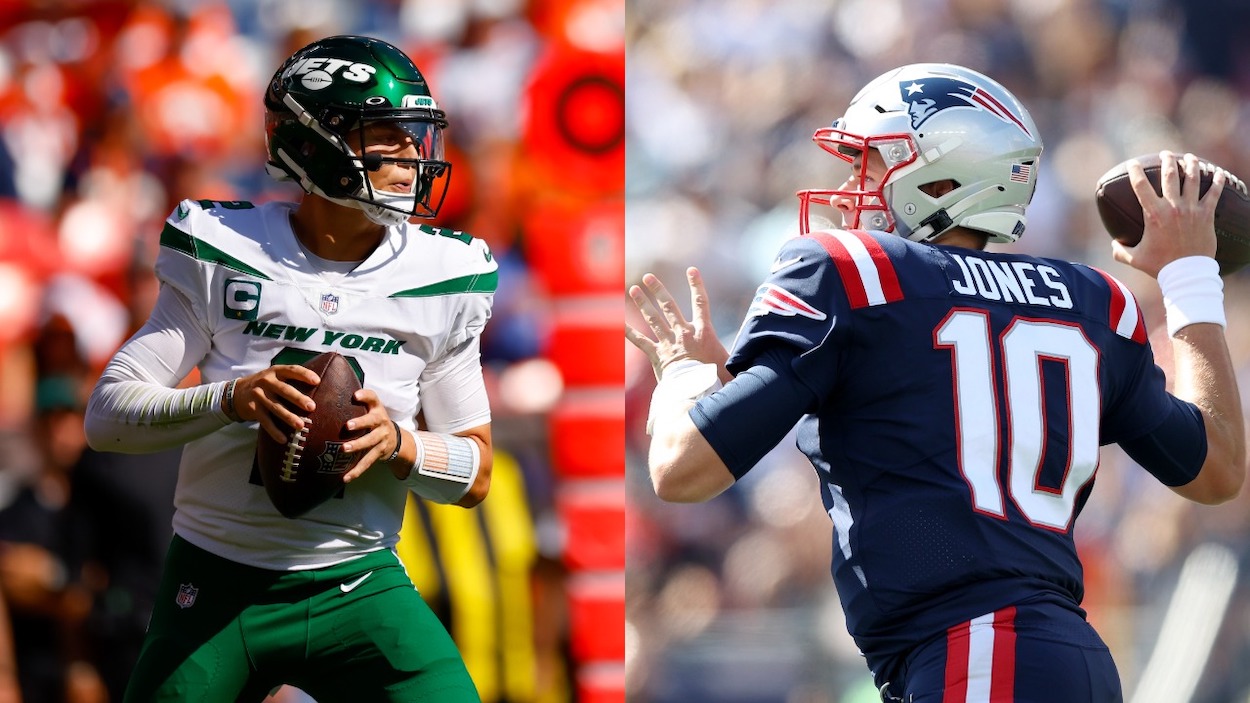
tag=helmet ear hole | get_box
[920,179,960,197]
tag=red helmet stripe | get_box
[970,89,1031,137]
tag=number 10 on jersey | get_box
[936,310,1100,532]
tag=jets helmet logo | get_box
[899,77,1031,136]
[282,57,378,91]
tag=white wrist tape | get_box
[402,431,480,504]
[646,359,723,436]
[1158,256,1225,337]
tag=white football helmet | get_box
[797,63,1043,243]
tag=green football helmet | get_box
[264,35,451,226]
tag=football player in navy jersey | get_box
[626,63,1244,703]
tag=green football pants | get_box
[123,535,480,703]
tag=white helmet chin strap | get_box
[325,195,407,227]
[360,205,409,227]
[321,190,414,227]
[359,190,417,226]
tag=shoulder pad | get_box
[168,199,258,226]
[159,199,270,280]
[802,229,905,308]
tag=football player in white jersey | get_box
[84,35,494,702]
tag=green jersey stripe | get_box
[416,223,472,245]
[391,271,498,298]
[160,224,272,280]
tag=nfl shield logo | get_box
[176,583,198,609]
[318,441,356,474]
[320,293,339,315]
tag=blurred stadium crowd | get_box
[0,0,623,702]
[624,0,1250,702]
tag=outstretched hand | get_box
[625,267,731,382]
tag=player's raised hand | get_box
[1113,150,1225,278]
[625,267,730,381]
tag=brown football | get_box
[255,351,367,518]
[1094,153,1250,275]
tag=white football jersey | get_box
[155,198,496,570]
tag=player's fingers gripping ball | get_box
[1096,151,1250,275]
[340,388,397,483]
[254,352,368,518]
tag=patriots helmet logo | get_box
[899,77,1031,136]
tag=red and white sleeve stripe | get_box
[1094,269,1147,343]
[806,229,904,309]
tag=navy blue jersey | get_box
[716,229,1201,678]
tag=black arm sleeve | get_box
[689,345,816,480]
[1118,395,1207,487]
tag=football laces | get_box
[280,421,310,483]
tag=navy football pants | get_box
[886,601,1123,703]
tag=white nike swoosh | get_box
[770,256,803,273]
[340,571,373,593]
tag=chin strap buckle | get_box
[919,208,953,237]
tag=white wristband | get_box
[646,359,723,436]
[402,431,478,504]
[1157,256,1225,337]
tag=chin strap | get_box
[361,190,418,226]
[907,185,1001,242]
